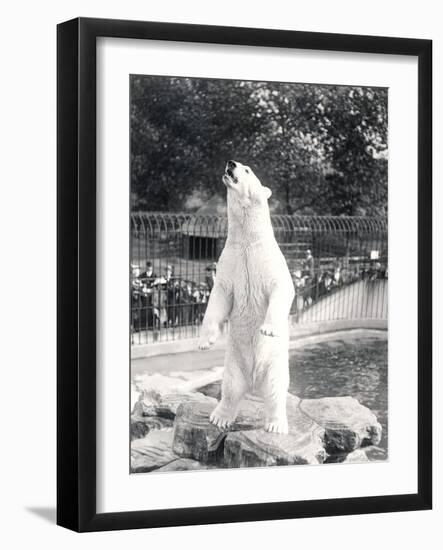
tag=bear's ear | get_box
[263,186,272,200]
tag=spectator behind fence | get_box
[319,270,333,295]
[131,264,143,291]
[303,249,315,278]
[368,260,384,280]
[292,266,315,311]
[139,260,157,288]
[333,261,343,287]
[292,268,304,289]
[163,264,177,288]
[205,262,217,291]
[151,264,175,289]
[130,264,143,334]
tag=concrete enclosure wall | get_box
[298,279,388,323]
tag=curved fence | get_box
[131,212,388,345]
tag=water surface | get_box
[289,335,388,460]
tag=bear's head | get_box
[223,160,274,240]
[222,160,272,210]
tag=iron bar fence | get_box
[131,212,388,345]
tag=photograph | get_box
[0,0,436,539]
[129,74,389,473]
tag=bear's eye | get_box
[245,168,250,174]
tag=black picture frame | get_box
[57,17,432,532]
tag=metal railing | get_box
[131,212,388,345]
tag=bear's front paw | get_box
[210,406,234,431]
[260,323,279,337]
[198,323,220,350]
[264,418,289,434]
[198,334,217,351]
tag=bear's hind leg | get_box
[264,394,288,434]
[262,360,289,434]
[210,360,248,431]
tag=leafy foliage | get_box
[131,76,387,215]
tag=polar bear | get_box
[198,160,295,434]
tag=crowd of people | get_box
[131,250,387,333]
[292,249,387,312]
[131,261,217,332]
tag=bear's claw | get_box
[198,336,216,350]
[210,410,233,431]
[264,419,289,434]
[260,323,279,337]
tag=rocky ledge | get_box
[130,373,382,472]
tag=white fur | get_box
[198,161,295,433]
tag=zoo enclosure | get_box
[131,212,388,345]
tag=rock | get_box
[130,430,177,473]
[166,367,224,389]
[130,415,174,441]
[131,383,141,412]
[197,381,222,400]
[235,394,265,429]
[326,449,370,464]
[172,400,225,463]
[156,458,214,472]
[142,416,174,430]
[172,393,326,467]
[364,445,388,462]
[165,392,382,471]
[133,391,217,420]
[225,428,326,468]
[224,395,326,468]
[235,392,302,430]
[130,418,150,441]
[299,396,382,453]
[171,393,272,464]
[132,367,223,409]
[343,449,370,463]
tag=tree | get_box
[130,76,388,216]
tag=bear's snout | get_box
[225,160,238,182]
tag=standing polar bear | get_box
[198,160,295,434]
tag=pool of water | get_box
[289,334,388,460]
